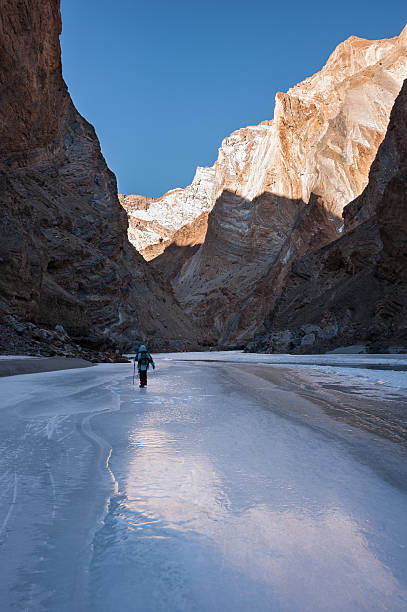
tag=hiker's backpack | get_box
[139,351,149,367]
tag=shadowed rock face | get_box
[122,26,407,346]
[169,190,338,345]
[0,0,198,354]
[247,80,407,354]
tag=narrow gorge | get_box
[1,7,407,610]
[0,0,406,357]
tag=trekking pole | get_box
[132,359,136,386]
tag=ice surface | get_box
[155,350,407,393]
[0,355,407,611]
[155,349,407,368]
[285,363,407,396]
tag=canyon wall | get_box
[247,79,407,354]
[0,0,197,356]
[122,26,407,346]
[119,165,217,261]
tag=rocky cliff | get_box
[0,0,198,356]
[119,165,217,262]
[247,79,407,354]
[122,26,407,346]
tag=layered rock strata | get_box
[123,26,407,345]
[247,79,407,353]
[0,0,198,355]
[119,164,217,261]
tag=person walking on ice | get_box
[134,344,155,387]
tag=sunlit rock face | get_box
[119,164,217,261]
[0,0,198,354]
[247,79,407,354]
[122,26,407,344]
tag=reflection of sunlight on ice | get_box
[126,427,227,530]
[220,505,407,610]
[121,422,407,611]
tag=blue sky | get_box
[60,0,405,198]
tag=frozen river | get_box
[1,353,407,611]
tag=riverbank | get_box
[232,363,407,445]
[221,361,407,493]
[0,356,95,377]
